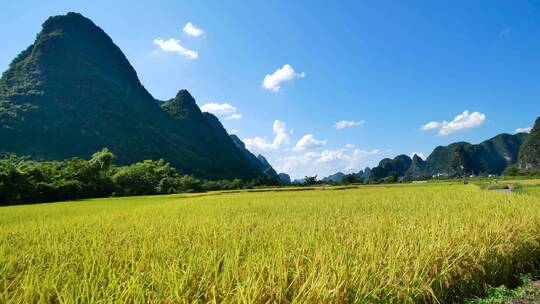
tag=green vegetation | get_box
[0,12,271,181]
[512,183,540,197]
[368,133,528,182]
[512,183,525,194]
[518,117,540,172]
[320,172,365,185]
[370,154,412,180]
[426,133,527,176]
[523,186,540,197]
[303,175,318,185]
[341,172,364,184]
[487,183,510,191]
[2,183,540,302]
[0,149,277,205]
[468,274,540,304]
[1,11,539,303]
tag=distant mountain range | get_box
[322,172,345,183]
[321,169,368,183]
[0,12,280,181]
[320,128,539,182]
[1,13,538,183]
[367,132,531,180]
[278,173,291,185]
[370,155,413,180]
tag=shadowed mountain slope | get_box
[0,12,265,180]
[518,116,540,171]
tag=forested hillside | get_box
[0,12,267,180]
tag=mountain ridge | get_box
[321,132,529,182]
[229,134,280,182]
[365,132,528,180]
[518,117,540,171]
[0,12,266,180]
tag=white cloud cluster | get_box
[200,102,237,114]
[277,148,383,179]
[291,134,327,152]
[243,120,291,153]
[421,110,486,136]
[201,102,243,121]
[153,38,198,59]
[154,22,204,59]
[225,114,242,120]
[183,22,204,37]
[334,120,366,130]
[262,64,305,92]
[516,127,532,134]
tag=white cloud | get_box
[344,144,356,149]
[516,127,532,134]
[183,22,204,37]
[334,120,366,130]
[262,64,305,92]
[243,137,274,152]
[225,114,242,120]
[410,152,426,159]
[200,102,237,115]
[243,120,291,153]
[421,110,486,136]
[153,38,198,59]
[291,134,327,152]
[272,120,291,147]
[421,121,441,131]
[276,148,384,179]
[201,102,244,120]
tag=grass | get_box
[524,187,540,197]
[468,273,540,303]
[475,182,509,191]
[2,183,540,303]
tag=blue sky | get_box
[1,0,539,179]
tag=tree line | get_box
[0,149,279,205]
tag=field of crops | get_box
[2,183,540,303]
[518,182,540,198]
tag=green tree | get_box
[387,171,399,183]
[304,175,318,185]
[342,174,363,185]
[503,165,520,176]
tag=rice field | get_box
[2,183,540,303]
[519,183,540,198]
